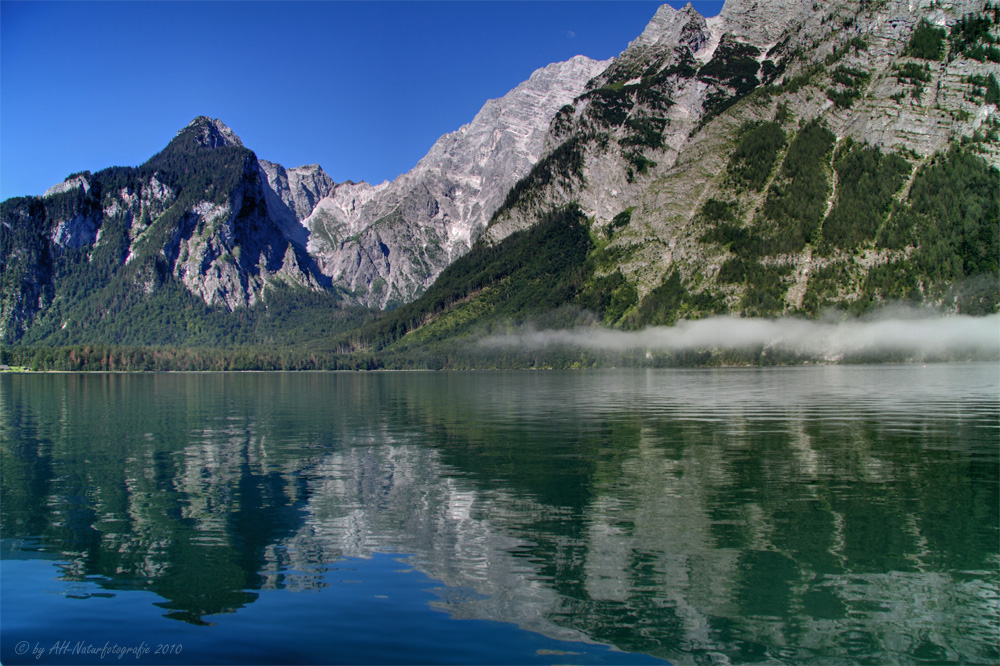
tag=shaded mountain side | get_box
[0,117,365,346]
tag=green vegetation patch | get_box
[604,208,634,239]
[697,199,749,250]
[716,256,793,316]
[906,19,946,60]
[590,242,638,273]
[759,58,788,86]
[894,62,932,99]
[741,262,794,316]
[551,104,576,138]
[904,148,998,284]
[697,36,761,94]
[874,147,999,313]
[624,270,727,328]
[851,261,922,313]
[966,73,1000,104]
[822,142,911,250]
[826,66,870,108]
[697,35,762,122]
[728,121,787,191]
[577,269,638,325]
[627,270,686,326]
[493,138,585,219]
[624,151,657,182]
[619,116,668,150]
[582,85,637,127]
[801,261,853,315]
[949,10,1000,63]
[760,120,836,254]
[700,198,737,224]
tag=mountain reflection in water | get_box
[2,366,997,664]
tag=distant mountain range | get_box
[2,0,997,368]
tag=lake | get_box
[1,365,997,665]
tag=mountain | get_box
[297,55,610,308]
[2,0,998,367]
[0,54,607,344]
[322,0,999,366]
[483,0,999,323]
[0,116,362,346]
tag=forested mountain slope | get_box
[1,117,354,346]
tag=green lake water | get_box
[1,365,998,664]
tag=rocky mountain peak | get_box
[528,54,608,86]
[178,116,244,149]
[628,2,708,51]
[592,2,710,88]
[43,172,91,198]
[419,54,610,173]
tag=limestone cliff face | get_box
[302,55,610,308]
[486,0,998,315]
[48,175,104,250]
[257,159,335,249]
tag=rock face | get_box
[486,0,998,317]
[258,159,335,250]
[302,55,610,308]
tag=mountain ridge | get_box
[2,0,997,366]
[0,52,608,342]
[299,54,610,308]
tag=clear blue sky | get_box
[1,1,724,201]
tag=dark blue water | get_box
[2,365,998,664]
[3,552,662,665]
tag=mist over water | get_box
[479,310,1000,358]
